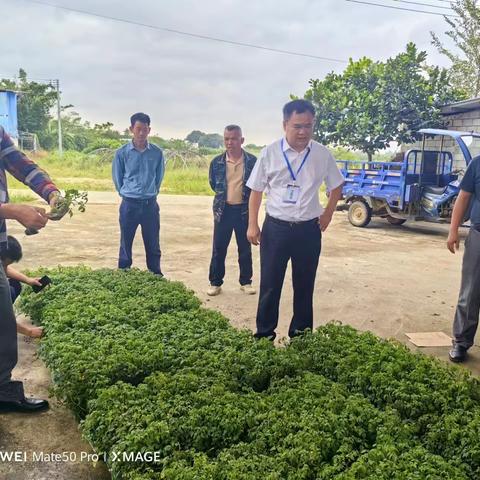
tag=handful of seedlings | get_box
[25,189,89,235]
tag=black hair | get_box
[130,112,151,127]
[224,125,242,134]
[0,236,23,263]
[283,99,315,121]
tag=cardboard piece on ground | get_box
[405,331,452,347]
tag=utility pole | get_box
[53,79,63,156]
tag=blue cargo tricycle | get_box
[337,128,480,227]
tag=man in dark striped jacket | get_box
[0,126,60,413]
[207,125,257,296]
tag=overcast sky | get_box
[2,0,454,144]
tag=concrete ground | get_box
[1,192,478,479]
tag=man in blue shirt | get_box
[447,154,480,362]
[112,112,165,275]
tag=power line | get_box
[391,0,453,10]
[345,0,460,17]
[16,0,347,64]
[0,73,56,83]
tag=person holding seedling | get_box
[113,112,165,276]
[207,125,257,296]
[247,99,344,341]
[0,125,61,413]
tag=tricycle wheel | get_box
[348,200,372,227]
[386,215,406,226]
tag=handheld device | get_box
[32,275,52,293]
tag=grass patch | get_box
[9,192,36,203]
[161,167,212,196]
[8,150,329,200]
[7,150,113,191]
[8,150,213,195]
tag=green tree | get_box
[185,130,205,144]
[431,0,480,97]
[93,122,121,140]
[185,130,223,148]
[39,111,124,152]
[0,69,57,142]
[304,43,464,160]
[41,117,81,151]
[200,133,223,149]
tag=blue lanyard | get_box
[281,139,311,182]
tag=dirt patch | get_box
[1,192,478,478]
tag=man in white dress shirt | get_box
[246,99,344,341]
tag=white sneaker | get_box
[207,285,222,296]
[240,284,256,295]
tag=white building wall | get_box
[402,109,480,170]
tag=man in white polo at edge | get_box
[246,99,344,341]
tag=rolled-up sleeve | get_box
[246,147,268,192]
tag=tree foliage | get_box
[185,130,223,148]
[431,0,480,97]
[40,112,123,152]
[304,43,464,160]
[0,69,125,151]
[0,69,57,143]
[185,130,204,144]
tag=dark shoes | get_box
[0,381,49,413]
[0,397,49,413]
[254,332,276,342]
[448,344,468,363]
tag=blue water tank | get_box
[0,90,19,140]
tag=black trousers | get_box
[255,215,321,340]
[0,263,23,401]
[209,204,253,287]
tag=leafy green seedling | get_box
[25,190,88,235]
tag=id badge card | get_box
[283,183,300,204]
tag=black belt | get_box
[225,203,245,208]
[266,214,318,226]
